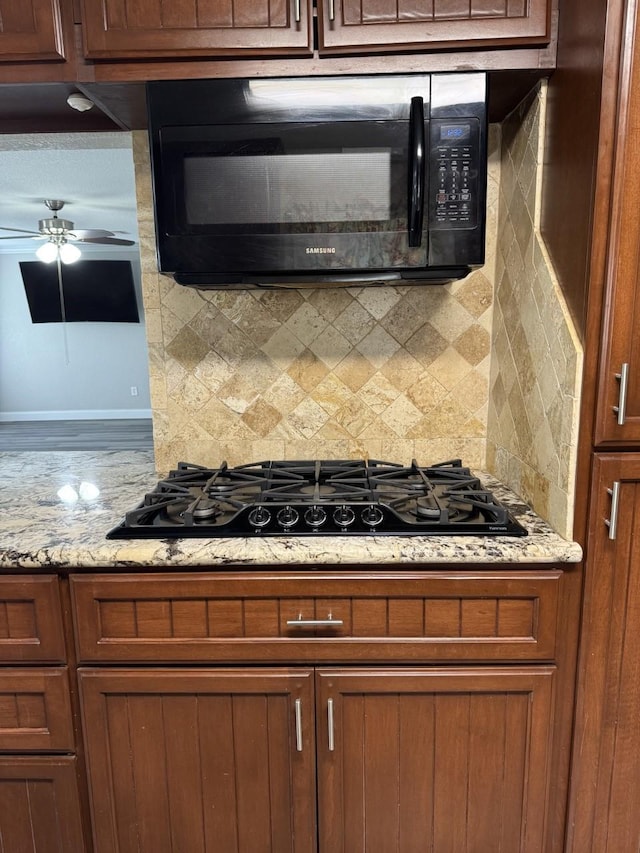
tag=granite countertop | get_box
[0,450,582,571]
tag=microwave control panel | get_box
[429,118,481,230]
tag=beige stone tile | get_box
[308,325,352,369]
[453,324,491,367]
[287,348,331,393]
[354,286,402,320]
[144,308,163,344]
[287,398,331,439]
[379,351,425,392]
[332,398,377,437]
[358,373,401,415]
[334,355,377,392]
[453,370,489,417]
[168,374,211,413]
[241,398,283,437]
[313,373,354,415]
[260,325,306,370]
[250,439,286,461]
[429,347,475,391]
[285,301,328,346]
[355,325,401,369]
[405,374,449,414]
[165,326,210,370]
[379,292,433,345]
[193,351,235,393]
[306,288,355,322]
[217,374,261,414]
[255,289,305,321]
[404,322,448,367]
[161,283,206,325]
[379,394,423,437]
[333,300,377,344]
[264,373,307,415]
[454,272,493,319]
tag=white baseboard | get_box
[0,409,153,422]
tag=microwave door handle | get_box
[407,96,425,248]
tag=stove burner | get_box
[107,458,528,539]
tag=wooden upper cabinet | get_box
[317,0,551,54]
[594,0,640,446]
[80,0,313,59]
[0,0,66,61]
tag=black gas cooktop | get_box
[106,458,528,539]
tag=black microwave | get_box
[147,74,488,290]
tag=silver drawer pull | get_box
[294,698,303,751]
[329,0,336,21]
[605,481,621,540]
[613,363,630,425]
[295,0,301,23]
[328,699,335,751]
[287,613,343,627]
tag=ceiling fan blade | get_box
[0,226,41,235]
[0,234,44,240]
[75,237,136,246]
[68,229,116,239]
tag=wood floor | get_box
[0,419,153,451]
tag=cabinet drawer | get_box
[71,571,561,664]
[0,668,74,752]
[0,577,66,663]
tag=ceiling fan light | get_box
[36,240,59,263]
[59,242,81,264]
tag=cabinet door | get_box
[567,455,640,852]
[594,2,640,445]
[79,667,316,853]
[0,0,66,61]
[317,0,551,54]
[81,0,313,59]
[317,666,555,853]
[0,757,85,852]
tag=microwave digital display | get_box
[440,124,471,141]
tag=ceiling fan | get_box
[0,199,135,264]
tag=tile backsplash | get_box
[133,128,500,476]
[486,82,582,538]
[133,90,581,539]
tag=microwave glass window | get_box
[184,152,391,225]
[165,122,408,236]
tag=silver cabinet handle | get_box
[329,0,335,21]
[613,363,630,425]
[295,0,301,23]
[295,698,303,751]
[605,481,621,540]
[286,613,343,627]
[327,699,335,751]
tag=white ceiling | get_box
[0,132,139,253]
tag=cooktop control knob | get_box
[277,505,299,529]
[361,506,384,528]
[333,505,356,527]
[304,506,327,527]
[247,506,271,528]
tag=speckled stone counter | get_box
[0,450,582,570]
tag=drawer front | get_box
[72,572,561,664]
[0,668,74,752]
[0,577,66,663]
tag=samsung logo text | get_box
[305,247,336,254]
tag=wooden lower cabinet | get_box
[80,668,317,853]
[0,756,85,851]
[566,455,640,851]
[79,664,555,853]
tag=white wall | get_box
[0,247,152,420]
